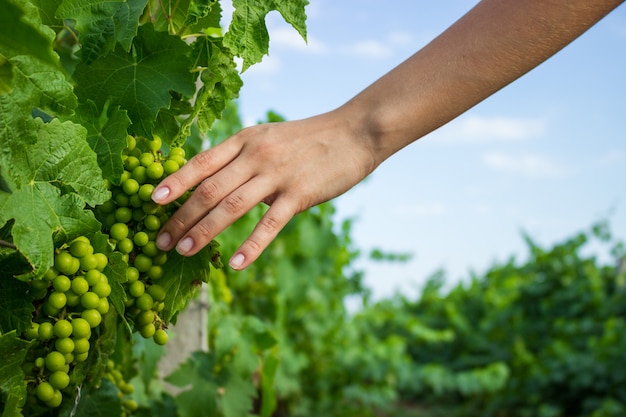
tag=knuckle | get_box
[193,221,213,240]
[195,180,219,202]
[171,215,187,232]
[258,215,280,234]
[222,193,246,215]
[190,150,216,171]
[243,237,262,252]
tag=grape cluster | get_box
[23,237,111,408]
[104,359,138,416]
[96,135,184,345]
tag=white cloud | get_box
[343,32,414,60]
[241,55,282,76]
[433,115,547,144]
[482,152,567,179]
[268,27,327,53]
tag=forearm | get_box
[340,0,624,166]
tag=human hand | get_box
[151,110,376,270]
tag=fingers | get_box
[151,139,241,205]
[228,200,295,270]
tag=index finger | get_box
[151,139,242,205]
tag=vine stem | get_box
[0,239,17,249]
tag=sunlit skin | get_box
[151,0,624,270]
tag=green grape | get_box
[147,265,164,280]
[122,178,140,195]
[136,310,154,326]
[49,371,70,390]
[132,208,146,222]
[124,399,139,412]
[74,352,89,363]
[54,251,79,275]
[149,135,162,152]
[152,251,168,266]
[139,323,156,339]
[55,337,75,355]
[133,254,152,273]
[110,223,129,241]
[163,159,180,175]
[126,267,140,283]
[43,268,58,281]
[133,231,149,247]
[92,281,111,298]
[169,155,186,166]
[69,239,93,258]
[143,214,160,231]
[138,184,155,202]
[46,389,63,408]
[79,254,99,271]
[97,298,110,314]
[135,293,154,311]
[35,382,55,402]
[80,292,100,309]
[115,192,130,207]
[153,329,169,345]
[129,194,143,208]
[128,280,145,298]
[63,352,74,364]
[132,165,148,184]
[103,213,117,229]
[169,147,185,158]
[82,309,102,328]
[38,322,54,340]
[73,338,90,354]
[65,290,81,307]
[146,162,164,180]
[53,319,73,338]
[43,303,61,317]
[85,269,101,286]
[98,199,117,214]
[124,155,140,171]
[142,241,160,257]
[117,238,134,254]
[142,201,159,215]
[71,277,89,296]
[120,170,131,183]
[140,153,154,167]
[35,357,45,368]
[71,318,92,339]
[94,253,108,271]
[45,351,66,372]
[115,207,133,223]
[47,291,67,310]
[24,322,40,340]
[147,284,166,302]
[52,275,71,292]
[126,134,136,151]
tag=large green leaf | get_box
[0,118,106,280]
[0,332,32,417]
[0,277,33,335]
[73,24,195,137]
[224,0,308,71]
[56,0,149,64]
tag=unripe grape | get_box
[47,291,67,310]
[142,241,160,257]
[71,277,89,296]
[65,290,81,307]
[52,275,71,292]
[120,170,131,183]
[81,292,100,309]
[115,192,130,207]
[146,162,164,180]
[24,322,40,340]
[115,207,133,223]
[124,155,140,171]
[126,267,140,283]
[82,309,102,328]
[53,319,73,338]
[169,147,185,158]
[128,280,145,298]
[71,318,91,339]
[133,254,152,273]
[92,281,111,298]
[45,351,66,372]
[97,298,110,314]
[69,239,93,258]
[54,251,79,275]
[99,199,116,214]
[35,382,55,402]
[110,223,129,241]
[38,322,54,340]
[73,338,90,354]
[85,269,101,286]
[147,284,166,302]
[49,371,70,390]
[153,329,169,345]
[46,389,63,408]
[35,357,45,368]
[149,135,162,152]
[94,253,108,271]
[140,323,155,338]
[163,159,179,175]
[74,352,89,363]
[117,238,134,254]
[140,153,154,167]
[136,310,155,326]
[126,135,136,151]
[133,231,149,247]
[43,267,58,281]
[79,254,99,271]
[55,337,75,355]
[135,293,154,311]
[147,265,164,280]
[143,215,160,231]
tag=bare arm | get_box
[152,0,624,269]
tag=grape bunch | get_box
[104,359,138,416]
[23,237,111,408]
[96,135,186,345]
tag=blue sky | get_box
[225,1,626,300]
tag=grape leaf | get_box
[69,378,123,417]
[150,0,221,35]
[0,332,32,417]
[159,241,220,323]
[56,0,149,64]
[166,351,219,417]
[0,277,34,335]
[67,100,131,185]
[0,0,58,68]
[0,118,106,280]
[224,0,308,71]
[73,24,196,137]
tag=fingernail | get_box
[176,237,194,255]
[156,232,171,250]
[229,253,245,269]
[152,186,170,203]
